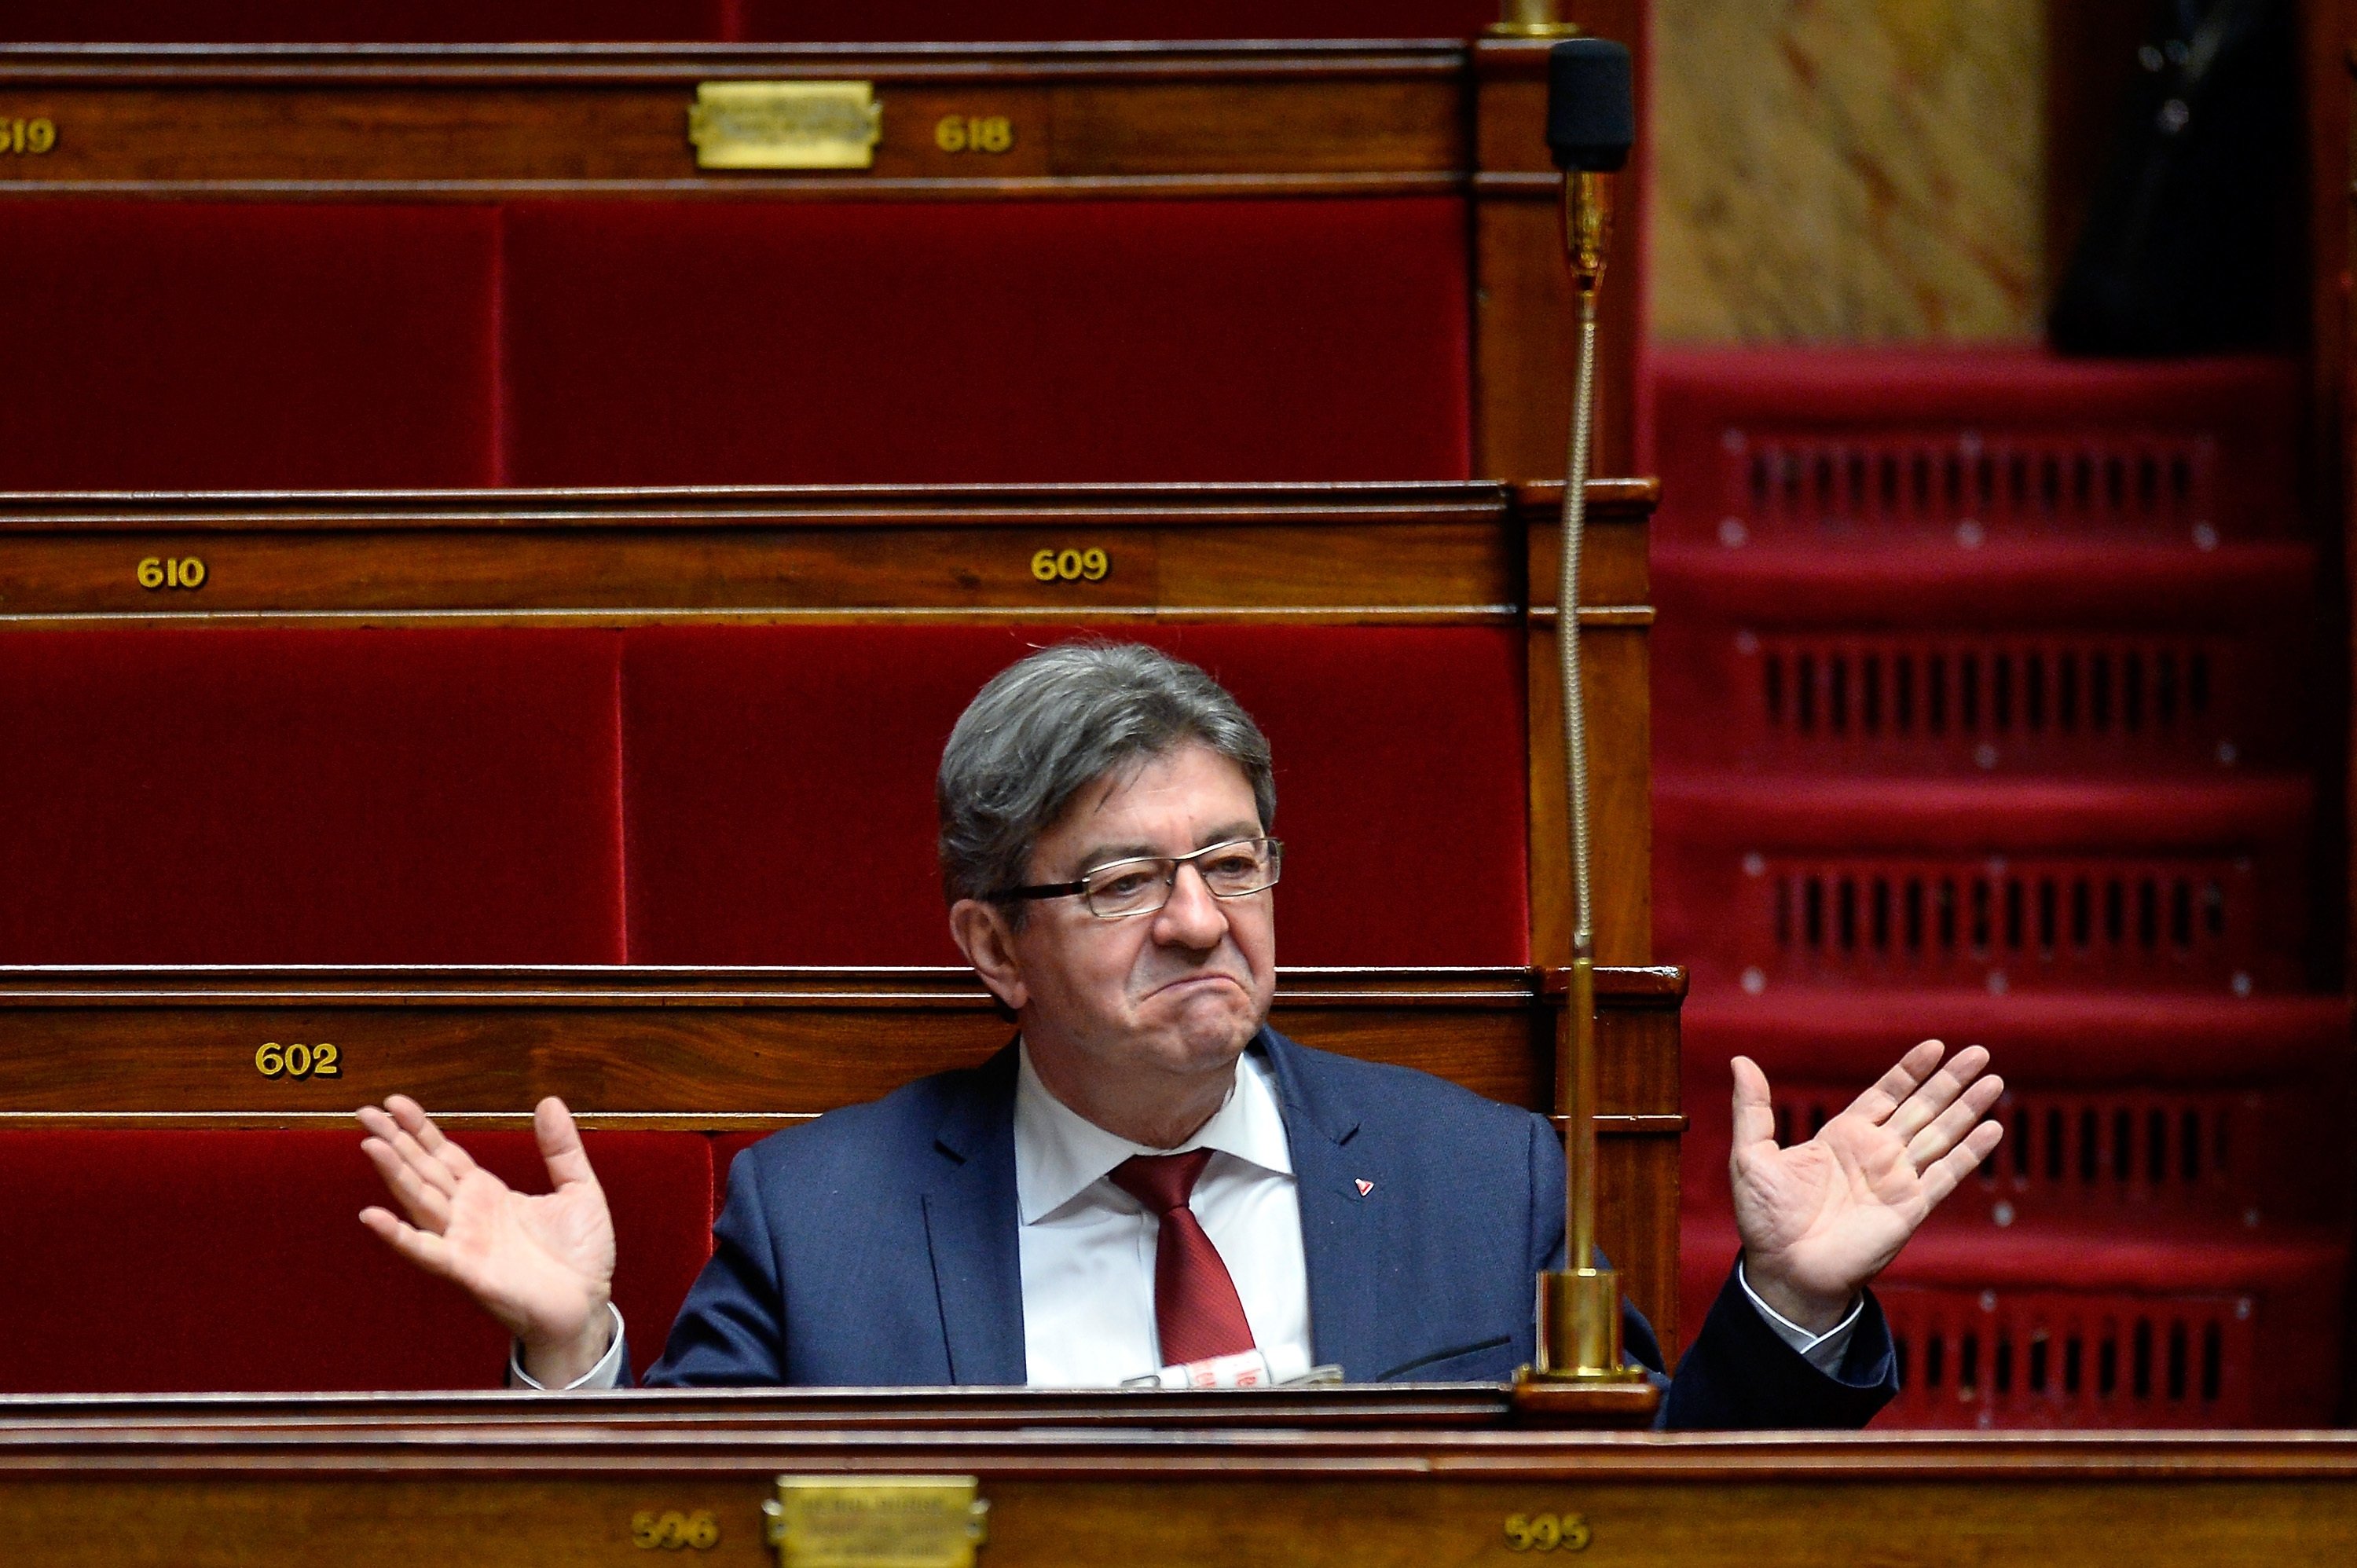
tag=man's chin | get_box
[1138,978,1264,1062]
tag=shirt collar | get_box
[1014,1037,1294,1225]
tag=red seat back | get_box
[622,624,1529,965]
[501,200,1472,485]
[0,628,627,964]
[0,203,499,489]
[0,1129,712,1393]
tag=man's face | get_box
[1000,742,1277,1097]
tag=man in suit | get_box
[357,642,2002,1424]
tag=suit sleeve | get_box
[1660,1258,1898,1428]
[636,1144,792,1387]
[1523,1112,1897,1429]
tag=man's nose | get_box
[1152,862,1228,947]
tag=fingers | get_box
[387,1094,480,1178]
[359,1205,457,1279]
[1904,1072,2005,1171]
[357,1103,462,1202]
[1915,1119,2007,1211]
[533,1097,599,1191]
[360,1135,453,1231]
[1842,1039,1948,1126]
[1729,1057,1778,1150]
[1886,1045,1994,1144]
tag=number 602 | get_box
[255,1042,340,1079]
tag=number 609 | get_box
[1030,547,1109,582]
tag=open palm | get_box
[357,1094,616,1370]
[1731,1040,2003,1329]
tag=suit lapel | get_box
[920,1042,1028,1386]
[1259,1028,1387,1381]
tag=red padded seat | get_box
[620,625,1528,965]
[0,1129,712,1393]
[500,200,1472,485]
[0,203,498,489]
[0,628,627,964]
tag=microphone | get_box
[1547,37,1633,295]
[1523,35,1644,1396]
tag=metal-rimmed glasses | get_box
[994,836,1284,920]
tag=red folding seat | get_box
[619,624,1528,965]
[0,1129,712,1393]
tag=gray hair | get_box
[937,641,1276,910]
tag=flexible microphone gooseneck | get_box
[1525,35,1642,1390]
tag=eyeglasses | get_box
[995,837,1284,920]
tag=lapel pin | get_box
[1354,1179,1374,1196]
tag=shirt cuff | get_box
[1736,1258,1862,1375]
[506,1303,626,1391]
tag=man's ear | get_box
[949,899,1028,1013]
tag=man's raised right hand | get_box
[357,1094,618,1387]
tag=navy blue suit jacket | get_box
[638,1028,1897,1427]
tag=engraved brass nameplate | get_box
[764,1476,988,1568]
[690,82,882,170]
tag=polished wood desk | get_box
[0,1390,2349,1566]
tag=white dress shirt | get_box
[1014,1039,1312,1387]
[513,1045,1857,1389]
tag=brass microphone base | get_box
[1486,0,1579,35]
[1519,1266,1647,1384]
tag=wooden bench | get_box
[0,962,1684,1391]
[0,479,1656,969]
[0,24,1644,488]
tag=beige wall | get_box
[1649,0,2046,342]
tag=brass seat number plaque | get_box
[766,1476,988,1568]
[690,82,882,170]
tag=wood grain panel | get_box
[1525,482,1655,969]
[0,1415,2352,1566]
[0,965,1666,1119]
[0,45,1464,193]
[0,482,1581,620]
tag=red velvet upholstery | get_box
[620,625,1527,965]
[0,203,498,489]
[0,1130,711,1393]
[500,200,1472,485]
[0,628,626,963]
[711,1131,769,1218]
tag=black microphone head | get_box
[1545,37,1633,172]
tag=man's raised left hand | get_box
[1730,1041,2004,1334]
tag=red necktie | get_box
[1109,1150,1258,1366]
